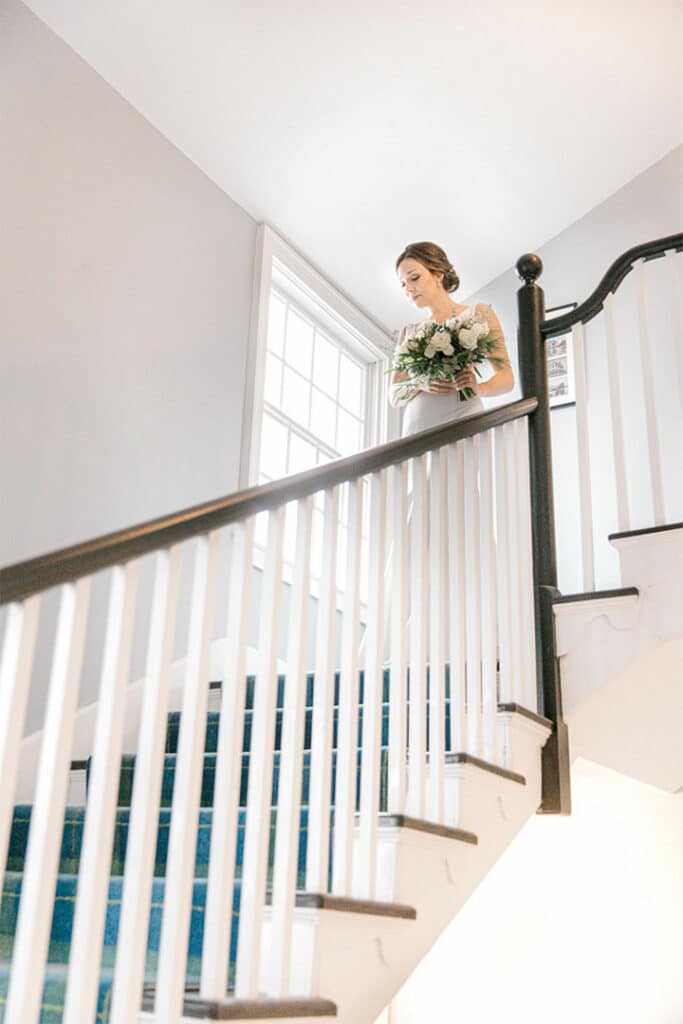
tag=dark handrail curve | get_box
[539,232,683,339]
[0,397,538,604]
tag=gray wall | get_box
[0,0,258,731]
[0,0,256,567]
[466,143,683,593]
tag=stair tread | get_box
[497,703,553,730]
[377,814,478,845]
[609,520,683,542]
[444,753,526,785]
[143,990,337,1019]
[291,892,416,920]
[553,586,639,604]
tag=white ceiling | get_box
[23,0,683,331]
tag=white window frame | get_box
[240,224,396,489]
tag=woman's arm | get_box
[388,326,421,407]
[476,304,514,398]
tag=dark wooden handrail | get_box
[538,232,683,338]
[0,397,538,604]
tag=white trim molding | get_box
[239,225,395,488]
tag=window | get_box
[242,226,394,593]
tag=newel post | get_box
[515,253,571,814]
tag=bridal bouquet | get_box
[391,307,504,402]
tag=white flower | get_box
[419,319,435,335]
[408,339,420,350]
[445,316,461,330]
[432,329,451,351]
[443,343,454,356]
[424,344,437,358]
[458,327,478,350]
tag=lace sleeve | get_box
[388,325,420,408]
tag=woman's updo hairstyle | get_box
[396,241,460,293]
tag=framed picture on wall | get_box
[545,302,577,409]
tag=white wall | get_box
[391,758,683,1024]
[466,143,683,593]
[0,0,257,567]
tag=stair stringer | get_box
[257,715,550,1024]
[555,526,683,791]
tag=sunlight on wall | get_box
[389,758,683,1024]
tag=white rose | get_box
[472,321,489,340]
[458,327,478,350]
[424,344,437,358]
[445,316,461,330]
[432,329,451,351]
[443,343,454,356]
[408,339,420,350]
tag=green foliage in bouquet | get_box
[390,307,505,402]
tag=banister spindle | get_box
[446,442,467,756]
[155,531,221,1022]
[332,479,363,896]
[464,435,482,757]
[387,463,409,815]
[3,578,91,1024]
[635,258,665,525]
[201,519,255,1000]
[516,253,571,814]
[604,291,630,533]
[109,545,182,1024]
[306,487,340,893]
[427,449,447,820]
[479,429,498,763]
[270,496,314,994]
[493,428,513,707]
[406,455,429,819]
[0,596,40,895]
[670,248,683,424]
[235,505,286,998]
[357,470,387,896]
[62,563,138,1024]
[572,320,596,592]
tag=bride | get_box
[389,242,514,436]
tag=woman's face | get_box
[397,257,443,310]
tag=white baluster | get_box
[332,480,363,895]
[4,578,90,1024]
[306,488,340,893]
[572,321,596,591]
[0,596,40,897]
[479,431,498,763]
[446,442,466,754]
[504,422,523,704]
[155,532,221,1022]
[387,463,409,814]
[464,436,482,757]
[493,428,513,707]
[635,258,665,525]
[201,519,255,999]
[109,545,182,1024]
[669,249,683,425]
[235,505,286,998]
[407,455,428,817]
[357,470,387,895]
[515,419,539,713]
[604,291,630,532]
[270,497,314,995]
[63,564,138,1024]
[427,450,447,822]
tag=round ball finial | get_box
[516,253,543,284]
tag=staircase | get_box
[1,233,681,1024]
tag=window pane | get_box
[260,412,289,480]
[264,353,283,408]
[336,408,361,456]
[310,387,337,448]
[338,354,363,415]
[285,308,314,377]
[313,332,339,398]
[268,294,286,357]
[281,366,311,428]
[288,432,318,475]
